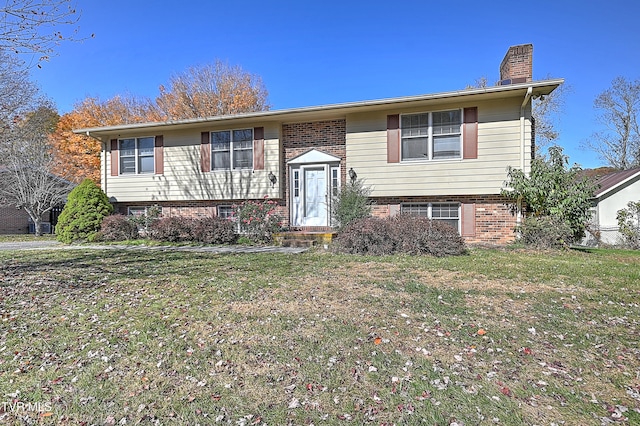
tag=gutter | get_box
[520,86,532,171]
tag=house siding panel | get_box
[104,125,282,203]
[345,98,531,197]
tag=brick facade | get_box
[499,44,533,83]
[282,119,347,226]
[370,195,518,245]
[114,200,287,220]
[110,119,519,245]
[0,206,31,234]
[0,206,55,234]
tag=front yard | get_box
[0,247,638,425]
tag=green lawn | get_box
[0,247,638,425]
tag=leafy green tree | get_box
[616,201,640,249]
[502,146,597,244]
[56,179,113,243]
[331,178,372,229]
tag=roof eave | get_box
[594,169,640,198]
[75,78,564,137]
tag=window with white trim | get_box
[331,166,340,196]
[211,129,253,170]
[119,137,155,174]
[217,205,234,220]
[127,206,148,217]
[293,170,300,197]
[401,110,461,161]
[401,202,460,231]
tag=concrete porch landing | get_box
[273,231,337,248]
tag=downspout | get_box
[85,131,105,194]
[520,86,532,172]
[517,86,533,228]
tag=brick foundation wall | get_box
[0,207,53,234]
[371,195,518,245]
[114,200,288,221]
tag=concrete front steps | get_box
[273,231,337,249]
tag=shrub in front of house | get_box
[99,214,139,241]
[192,217,237,245]
[334,216,396,255]
[331,178,372,229]
[234,197,283,244]
[391,214,466,256]
[519,215,574,249]
[148,217,195,242]
[56,179,114,243]
[333,214,466,256]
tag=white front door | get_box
[290,165,332,227]
[303,167,327,226]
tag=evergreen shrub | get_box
[56,179,113,243]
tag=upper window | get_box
[401,110,461,161]
[119,137,155,174]
[211,129,253,170]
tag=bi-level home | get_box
[77,44,562,244]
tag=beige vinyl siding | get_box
[346,98,532,197]
[104,124,281,202]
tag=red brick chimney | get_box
[498,44,533,85]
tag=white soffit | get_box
[287,149,341,165]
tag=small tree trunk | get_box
[24,208,43,236]
[33,217,42,236]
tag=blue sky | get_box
[30,0,640,169]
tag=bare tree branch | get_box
[0,0,89,65]
[0,53,74,235]
[583,76,640,170]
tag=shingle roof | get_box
[594,167,640,198]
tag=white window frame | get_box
[401,202,461,232]
[127,206,148,217]
[119,137,155,175]
[217,205,234,220]
[210,128,254,171]
[330,166,340,197]
[400,109,462,162]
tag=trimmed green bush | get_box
[56,179,113,243]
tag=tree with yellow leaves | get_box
[53,60,270,183]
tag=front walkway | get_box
[0,241,308,254]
